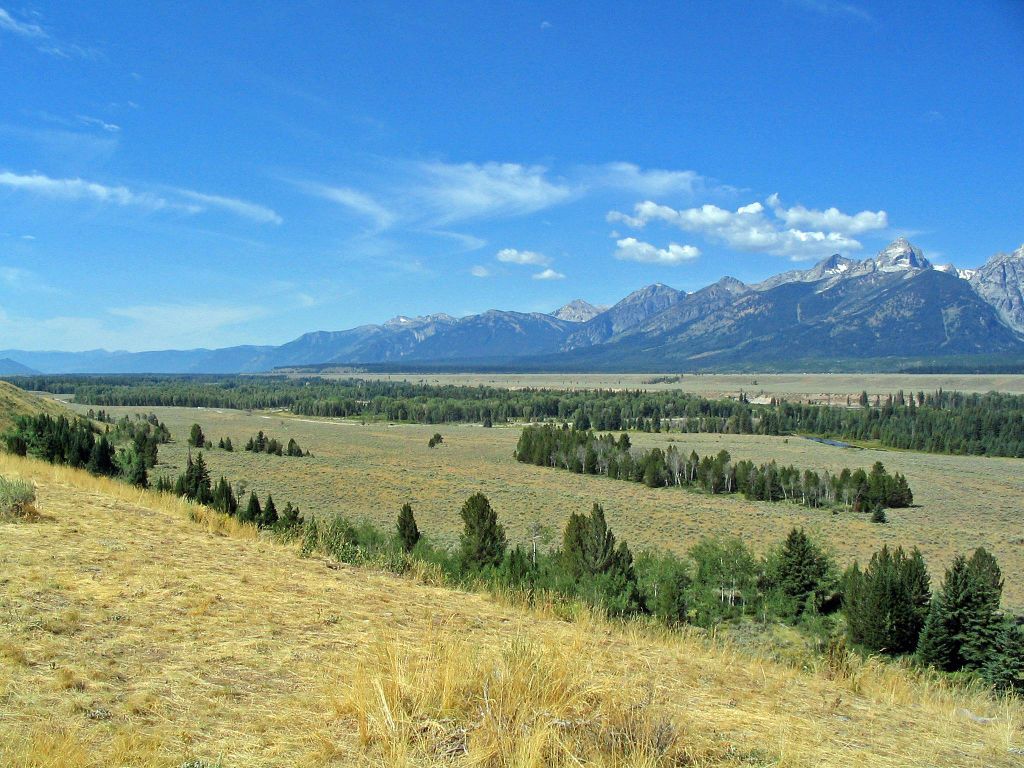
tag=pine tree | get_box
[917,548,1004,673]
[562,503,616,580]
[769,528,833,618]
[261,494,278,528]
[458,492,506,571]
[843,545,929,654]
[240,492,261,524]
[188,423,206,448]
[397,502,420,552]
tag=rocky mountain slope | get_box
[4,238,1023,373]
[969,244,1024,334]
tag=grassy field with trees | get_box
[53,400,1024,610]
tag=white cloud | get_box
[0,7,98,58]
[174,188,283,225]
[0,8,45,38]
[789,0,872,22]
[470,265,491,278]
[304,183,397,229]
[77,115,120,133]
[609,198,866,259]
[414,161,573,223]
[766,193,886,235]
[0,170,282,224]
[614,237,700,265]
[587,162,705,197]
[0,170,171,210]
[532,268,565,280]
[496,248,550,266]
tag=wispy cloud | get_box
[76,115,120,133]
[303,182,397,229]
[614,237,700,265]
[413,161,574,223]
[0,6,99,58]
[173,188,283,225]
[470,265,491,278]
[788,0,872,22]
[0,170,171,210]
[496,248,551,266]
[584,162,706,197]
[0,170,282,224]
[532,268,565,280]
[0,7,45,38]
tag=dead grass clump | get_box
[0,474,38,520]
[339,628,696,767]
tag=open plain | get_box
[63,398,1024,610]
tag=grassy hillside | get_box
[0,380,68,434]
[68,403,1024,610]
[0,452,1020,767]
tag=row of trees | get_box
[303,494,1021,691]
[153,450,303,530]
[515,425,913,511]
[842,545,1023,689]
[14,375,1024,457]
[3,413,154,487]
[244,430,307,457]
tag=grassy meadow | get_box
[63,399,1024,610]
[1,451,1021,767]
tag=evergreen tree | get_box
[458,492,506,571]
[188,423,206,448]
[260,494,278,528]
[917,548,1004,673]
[984,623,1024,693]
[222,436,233,452]
[396,502,420,552]
[240,492,261,524]
[87,435,116,477]
[768,528,834,618]
[562,503,616,580]
[280,502,303,528]
[125,451,148,488]
[843,546,929,654]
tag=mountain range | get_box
[4,238,1024,374]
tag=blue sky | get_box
[1,1,1022,352]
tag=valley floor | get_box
[0,453,1021,767]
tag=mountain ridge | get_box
[4,238,1023,374]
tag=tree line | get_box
[243,430,308,457]
[9,375,1024,457]
[299,492,1022,692]
[3,413,165,488]
[515,425,913,512]
[152,449,304,531]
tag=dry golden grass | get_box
[0,451,1021,767]
[0,380,68,433]
[71,402,1024,610]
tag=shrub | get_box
[0,475,36,519]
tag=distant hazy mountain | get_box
[0,358,39,375]
[4,238,1024,374]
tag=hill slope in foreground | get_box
[1,454,1020,767]
[0,380,66,434]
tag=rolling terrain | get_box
[65,401,1024,610]
[1,451,1020,767]
[4,239,1024,374]
[0,380,68,434]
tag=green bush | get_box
[0,475,36,518]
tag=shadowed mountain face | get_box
[4,239,1024,373]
